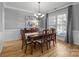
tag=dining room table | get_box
[25,32,43,41]
[25,31,55,43]
[24,31,56,54]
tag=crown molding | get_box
[3,2,34,14]
[3,2,79,15]
[48,2,79,14]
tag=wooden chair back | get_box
[50,28,56,43]
[42,29,49,35]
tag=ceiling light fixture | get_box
[34,2,45,20]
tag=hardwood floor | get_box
[1,39,79,57]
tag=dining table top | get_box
[25,32,40,36]
[25,32,55,39]
[25,32,44,41]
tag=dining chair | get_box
[35,35,44,53]
[35,30,49,53]
[20,29,34,55]
[42,29,49,35]
[42,29,49,49]
[51,28,56,43]
[48,28,56,48]
[36,30,49,51]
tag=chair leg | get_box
[21,44,23,49]
[53,40,55,46]
[21,41,23,49]
[41,43,43,53]
[49,41,51,48]
[31,43,33,55]
[25,45,27,53]
[55,37,56,43]
[54,34,56,43]
[34,42,36,49]
[46,42,48,50]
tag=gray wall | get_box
[0,2,3,53]
[0,3,3,32]
[5,8,33,30]
[5,8,45,30]
[73,4,79,31]
[72,4,79,45]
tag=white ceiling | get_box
[5,2,72,14]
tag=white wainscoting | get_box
[0,29,21,42]
[56,31,79,45]
[0,37,3,54]
[4,29,21,41]
[0,30,79,43]
[0,29,21,53]
[56,35,65,41]
[73,31,79,45]
[0,32,5,53]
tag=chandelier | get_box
[34,2,45,19]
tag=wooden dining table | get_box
[24,31,56,54]
[25,32,44,54]
[25,32,54,42]
[25,32,43,41]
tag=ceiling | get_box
[5,2,72,14]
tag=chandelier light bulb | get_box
[34,14,36,16]
[36,15,38,18]
[38,13,41,15]
[41,14,45,18]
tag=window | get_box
[48,9,68,37]
[57,14,67,36]
[48,16,56,28]
[48,14,67,36]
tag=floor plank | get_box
[1,39,79,57]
